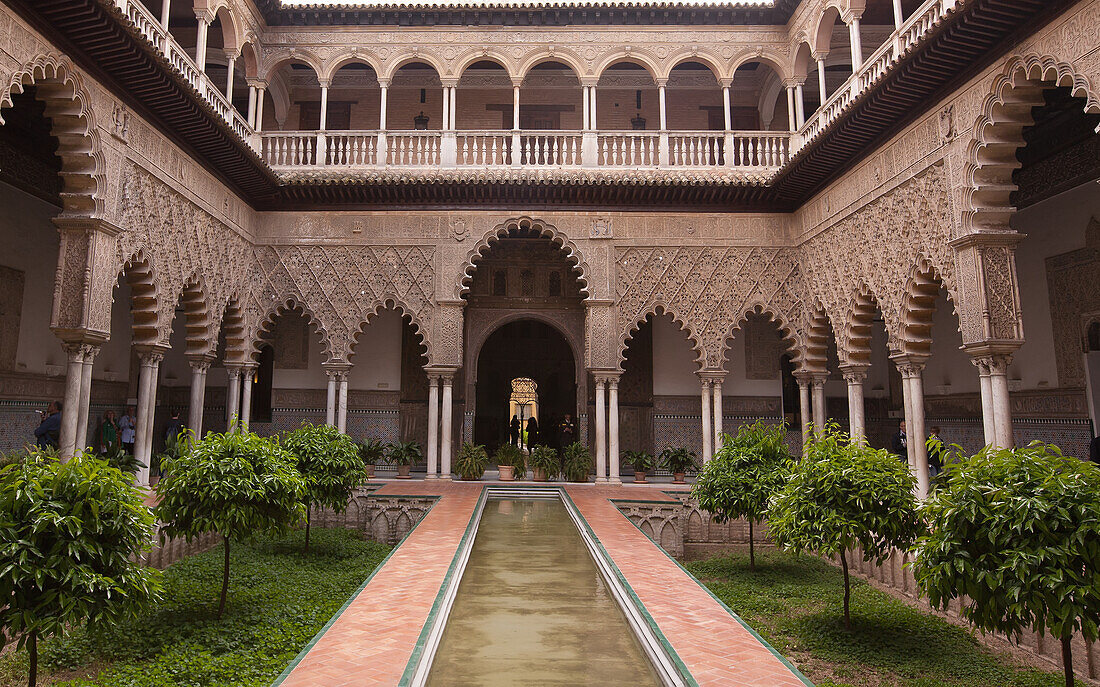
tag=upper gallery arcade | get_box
[1,0,1098,496]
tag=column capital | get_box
[792,370,814,386]
[439,77,459,88]
[376,78,391,88]
[591,369,621,385]
[133,344,170,366]
[963,343,1018,374]
[654,77,669,88]
[194,7,214,23]
[783,77,807,88]
[223,48,241,62]
[52,216,124,236]
[890,353,929,377]
[317,78,333,89]
[186,353,218,373]
[697,370,726,383]
[580,76,600,88]
[812,50,830,62]
[838,363,869,384]
[510,76,525,88]
[246,78,268,90]
[719,78,734,89]
[841,7,864,23]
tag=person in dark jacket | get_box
[509,414,521,447]
[34,401,63,449]
[927,426,944,479]
[525,416,539,450]
[890,420,907,459]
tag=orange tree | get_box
[282,423,367,552]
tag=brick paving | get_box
[275,480,811,687]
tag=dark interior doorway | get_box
[475,319,576,454]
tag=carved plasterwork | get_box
[1046,218,1100,388]
[248,244,436,364]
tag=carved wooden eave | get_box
[6,0,1079,212]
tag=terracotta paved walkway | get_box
[274,480,811,687]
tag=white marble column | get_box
[700,377,713,462]
[194,12,211,73]
[848,16,864,70]
[76,346,98,452]
[325,370,337,427]
[160,0,171,28]
[817,58,828,100]
[972,358,997,447]
[811,374,827,435]
[440,374,454,479]
[239,364,256,432]
[255,84,266,132]
[378,81,389,130]
[512,85,521,130]
[594,377,607,482]
[135,348,164,485]
[711,377,724,449]
[895,357,929,498]
[319,82,330,131]
[794,82,806,129]
[608,375,621,484]
[785,85,797,132]
[658,81,667,131]
[892,0,904,29]
[426,374,440,479]
[187,355,213,440]
[841,365,868,444]
[247,86,257,128]
[337,371,349,433]
[582,85,590,130]
[987,355,1014,449]
[224,366,241,431]
[795,373,812,449]
[225,55,236,103]
[59,343,91,457]
[722,83,732,131]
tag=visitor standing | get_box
[96,410,119,454]
[559,413,576,448]
[33,401,63,450]
[927,426,944,479]
[525,416,539,449]
[164,410,184,444]
[890,420,907,460]
[509,414,521,447]
[119,406,137,454]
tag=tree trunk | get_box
[748,518,756,571]
[305,508,311,553]
[840,552,851,630]
[1061,635,1074,687]
[27,630,37,687]
[218,535,230,618]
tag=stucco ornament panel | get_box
[799,163,957,359]
[107,163,252,351]
[249,244,436,365]
[616,245,806,370]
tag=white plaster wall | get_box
[721,332,783,397]
[1,183,64,376]
[651,315,700,395]
[92,279,136,393]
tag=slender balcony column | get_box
[337,371,349,434]
[656,78,669,166]
[247,86,257,128]
[840,365,868,444]
[510,78,523,166]
[794,81,806,129]
[893,355,930,498]
[785,85,797,132]
[594,377,607,482]
[892,0,904,29]
[512,84,521,130]
[225,365,242,431]
[134,347,167,485]
[425,373,440,479]
[440,373,455,479]
[376,79,390,163]
[811,374,827,435]
[589,84,597,129]
[325,370,337,427]
[721,82,732,131]
[449,86,457,130]
[699,376,713,462]
[580,78,598,167]
[255,83,266,133]
[160,0,171,28]
[795,372,812,449]
[440,81,458,166]
[239,365,256,432]
[75,346,98,453]
[225,55,236,103]
[194,11,211,73]
[847,15,864,70]
[318,82,330,131]
[608,373,622,484]
[317,80,331,163]
[582,85,590,130]
[816,57,828,100]
[441,85,450,130]
[657,80,667,130]
[186,355,214,441]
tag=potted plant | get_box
[562,442,591,482]
[456,442,488,481]
[625,450,656,483]
[386,441,421,479]
[529,445,559,482]
[660,447,698,484]
[358,438,385,479]
[494,443,524,481]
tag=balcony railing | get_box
[114,0,956,177]
[259,130,792,173]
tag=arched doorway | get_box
[474,319,576,453]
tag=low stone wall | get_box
[834,547,1100,683]
[140,530,221,569]
[310,485,436,546]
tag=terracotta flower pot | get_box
[498,465,515,481]
[365,464,375,479]
[397,464,412,479]
[532,467,548,482]
[672,472,686,484]
[634,471,649,484]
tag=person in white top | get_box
[119,406,137,454]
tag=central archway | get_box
[474,319,577,454]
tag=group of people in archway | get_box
[507,412,578,451]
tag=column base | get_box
[609,477,622,485]
[438,474,452,481]
[594,477,608,484]
[425,474,438,480]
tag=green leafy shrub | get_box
[528,445,559,479]
[658,446,697,475]
[493,443,525,476]
[691,421,792,570]
[768,422,922,629]
[357,438,386,468]
[154,430,305,618]
[561,442,591,482]
[455,443,488,480]
[385,441,422,467]
[913,441,1100,687]
[282,423,367,552]
[624,450,656,473]
[0,449,161,687]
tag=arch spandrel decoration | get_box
[248,243,436,365]
[615,245,807,370]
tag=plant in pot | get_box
[494,443,524,481]
[358,438,385,479]
[456,442,488,481]
[529,445,559,482]
[625,450,657,483]
[659,447,698,484]
[562,442,592,482]
[386,441,421,478]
